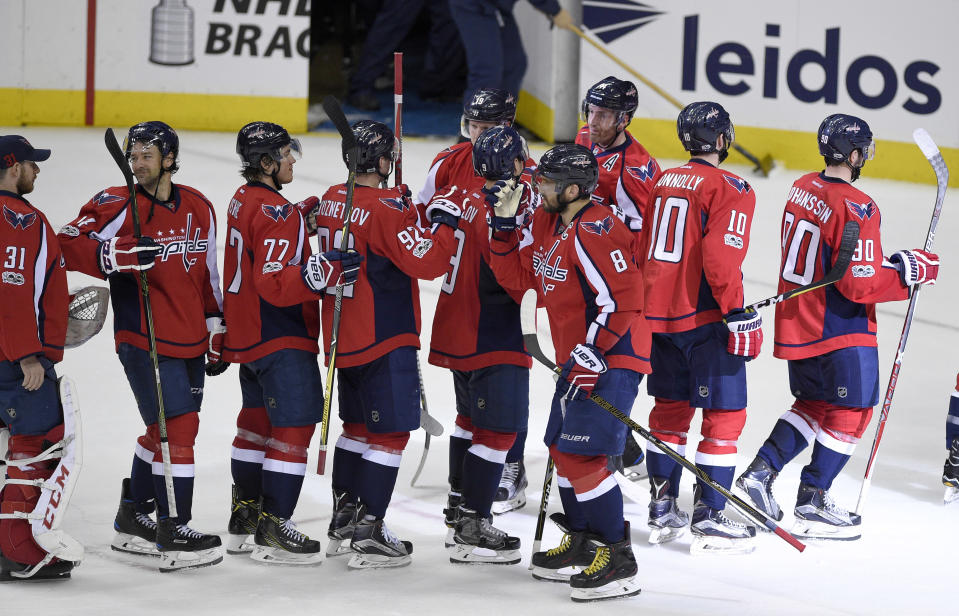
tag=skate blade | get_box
[531,565,578,583]
[945,486,959,505]
[347,552,411,569]
[791,519,861,541]
[570,577,641,602]
[250,545,323,565]
[111,533,160,557]
[491,495,527,515]
[159,547,224,572]
[690,535,756,555]
[448,544,521,565]
[648,525,686,545]
[444,527,455,548]
[0,570,72,583]
[325,538,354,557]
[226,534,255,555]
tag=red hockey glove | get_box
[205,316,229,377]
[97,235,162,276]
[294,196,320,235]
[723,309,763,360]
[890,249,939,287]
[557,343,608,402]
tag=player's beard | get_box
[542,191,572,216]
[16,172,34,195]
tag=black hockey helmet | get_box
[125,121,180,173]
[535,144,599,197]
[818,114,875,163]
[472,125,528,181]
[581,76,638,119]
[345,120,396,174]
[460,88,517,138]
[236,121,302,170]
[677,101,734,161]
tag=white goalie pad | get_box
[0,377,84,578]
[64,286,110,349]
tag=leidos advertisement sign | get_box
[581,0,955,147]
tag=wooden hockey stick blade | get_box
[409,432,430,487]
[519,290,806,553]
[746,220,860,312]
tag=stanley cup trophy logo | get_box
[149,0,195,66]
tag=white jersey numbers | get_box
[781,212,821,285]
[647,195,689,264]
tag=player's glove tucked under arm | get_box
[205,316,229,377]
[723,309,762,360]
[301,249,365,293]
[889,249,939,287]
[483,179,524,232]
[294,196,320,235]
[97,235,162,275]
[426,197,462,231]
[557,343,608,402]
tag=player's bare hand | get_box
[20,355,44,391]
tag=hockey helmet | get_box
[818,114,875,163]
[125,121,180,173]
[677,101,735,160]
[236,121,302,170]
[345,120,396,174]
[460,88,517,139]
[581,76,638,120]
[472,125,528,181]
[535,143,599,197]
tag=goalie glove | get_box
[723,309,763,360]
[97,235,162,276]
[301,249,365,293]
[205,316,229,377]
[556,343,608,402]
[889,249,939,287]
[483,179,525,232]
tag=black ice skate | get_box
[690,502,757,555]
[736,456,784,522]
[0,556,74,582]
[792,483,861,541]
[327,489,358,557]
[348,506,413,569]
[621,433,647,481]
[252,511,323,565]
[227,485,260,555]
[155,517,224,572]
[647,478,688,545]
[449,506,521,565]
[530,512,596,582]
[569,524,641,603]
[491,460,527,515]
[443,491,463,548]
[111,478,159,557]
[943,437,959,505]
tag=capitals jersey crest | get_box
[723,174,752,194]
[379,196,409,212]
[261,202,293,222]
[92,190,125,207]
[3,205,37,230]
[845,198,876,220]
[580,215,614,236]
[626,160,658,183]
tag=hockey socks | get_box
[332,425,369,499]
[506,429,527,463]
[448,415,473,492]
[462,428,514,517]
[947,375,959,448]
[230,406,269,501]
[800,440,853,491]
[577,476,625,545]
[645,447,684,499]
[129,441,157,513]
[758,417,812,471]
[150,413,198,524]
[356,431,410,518]
[261,425,314,519]
[557,481,589,532]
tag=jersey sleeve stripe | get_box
[205,207,224,310]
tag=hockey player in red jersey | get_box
[640,102,759,554]
[736,114,939,540]
[0,136,79,581]
[487,144,645,602]
[429,126,533,565]
[59,122,225,570]
[222,122,362,565]
[417,88,536,514]
[315,120,459,569]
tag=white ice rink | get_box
[2,126,956,615]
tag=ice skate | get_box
[943,437,959,505]
[491,460,527,515]
[647,495,688,545]
[226,485,259,555]
[442,491,462,548]
[251,512,323,565]
[736,456,784,523]
[530,513,596,582]
[621,433,647,481]
[156,518,223,572]
[690,503,756,555]
[348,506,413,569]
[0,556,74,582]
[793,484,861,540]
[111,478,159,557]
[569,524,641,603]
[448,507,521,565]
[327,489,358,557]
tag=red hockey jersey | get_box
[640,159,756,333]
[315,183,458,368]
[488,198,651,372]
[575,125,661,233]
[428,185,532,371]
[774,172,909,360]
[0,191,67,362]
[59,184,222,358]
[222,182,322,363]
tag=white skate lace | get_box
[499,462,519,488]
[819,491,847,516]
[715,510,747,529]
[176,524,204,539]
[135,513,157,530]
[481,517,507,538]
[280,518,308,542]
[379,521,401,546]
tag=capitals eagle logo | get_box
[3,206,37,230]
[261,203,293,222]
[845,198,876,220]
[580,215,614,236]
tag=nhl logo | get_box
[6,407,15,419]
[268,397,277,409]
[698,385,709,398]
[838,386,848,399]
[371,410,380,423]
[477,398,486,410]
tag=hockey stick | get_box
[519,290,805,553]
[104,128,178,518]
[316,96,360,475]
[394,51,403,186]
[528,456,554,570]
[856,128,948,515]
[745,220,860,312]
[572,24,774,177]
